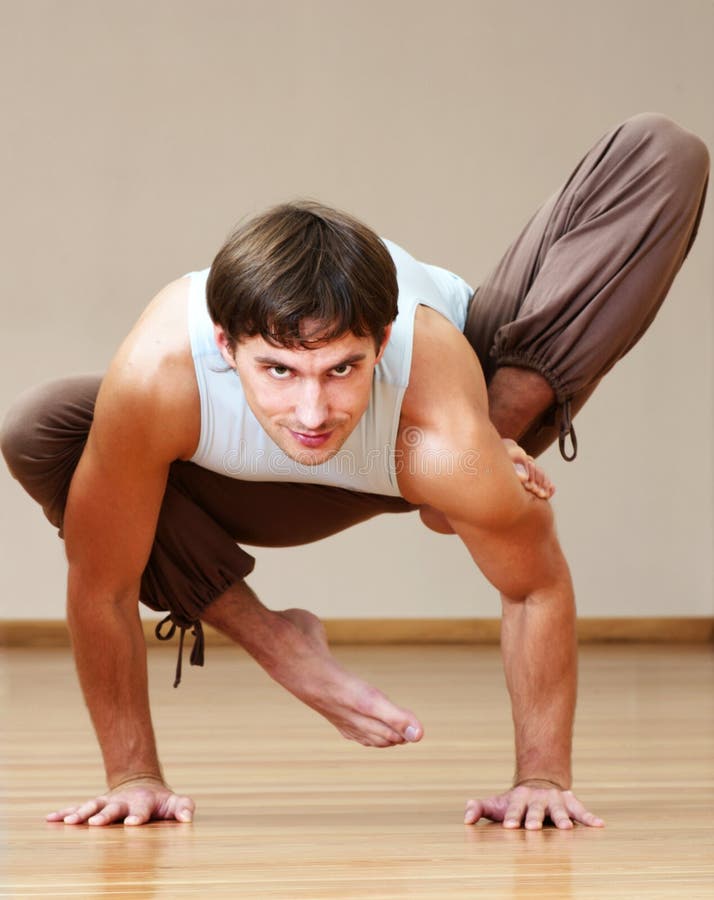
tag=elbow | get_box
[507,505,575,604]
[67,563,140,620]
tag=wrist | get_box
[109,771,166,792]
[513,775,571,791]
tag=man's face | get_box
[215,321,391,466]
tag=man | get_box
[1,113,708,830]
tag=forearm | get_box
[500,577,577,788]
[67,567,162,787]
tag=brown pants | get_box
[1,114,709,683]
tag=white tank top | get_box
[187,239,473,497]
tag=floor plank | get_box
[2,643,713,898]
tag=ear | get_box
[374,323,393,365]
[213,324,237,369]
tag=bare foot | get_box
[202,587,424,750]
[273,607,424,748]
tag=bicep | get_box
[63,382,172,596]
[411,417,569,599]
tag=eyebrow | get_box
[254,352,368,371]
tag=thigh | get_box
[141,464,416,628]
[2,377,416,626]
[168,461,416,548]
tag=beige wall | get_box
[1,0,712,620]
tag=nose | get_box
[295,380,329,431]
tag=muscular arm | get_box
[452,495,576,789]
[406,414,578,776]
[63,377,169,788]
[49,279,198,825]
[456,491,601,828]
[399,307,602,828]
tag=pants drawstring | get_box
[558,397,578,461]
[155,614,206,688]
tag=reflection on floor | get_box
[2,643,713,898]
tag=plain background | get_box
[1,0,711,621]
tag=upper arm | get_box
[449,494,571,602]
[64,346,191,599]
[400,304,571,600]
[64,382,168,597]
[400,304,528,527]
[404,411,570,601]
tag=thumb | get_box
[172,795,195,823]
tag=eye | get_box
[331,364,353,378]
[268,365,292,379]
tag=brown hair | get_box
[206,201,398,351]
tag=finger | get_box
[528,477,548,499]
[524,799,547,830]
[464,795,507,824]
[528,462,550,498]
[503,795,528,828]
[563,792,605,827]
[88,801,128,826]
[463,800,484,824]
[64,797,107,824]
[171,796,195,824]
[46,805,79,822]
[547,799,574,830]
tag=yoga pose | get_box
[2,113,708,830]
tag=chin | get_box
[284,444,341,467]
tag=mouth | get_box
[288,429,334,449]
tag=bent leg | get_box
[142,463,415,683]
[143,466,422,742]
[1,374,102,533]
[202,580,423,748]
[465,113,710,459]
[2,376,416,688]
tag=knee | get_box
[1,375,98,482]
[620,113,710,198]
[0,387,40,479]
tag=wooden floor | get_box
[2,642,713,898]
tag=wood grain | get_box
[1,643,713,897]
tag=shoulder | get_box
[400,304,489,435]
[92,276,200,465]
[397,306,528,527]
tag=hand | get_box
[464,781,605,830]
[45,776,195,826]
[502,438,555,500]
